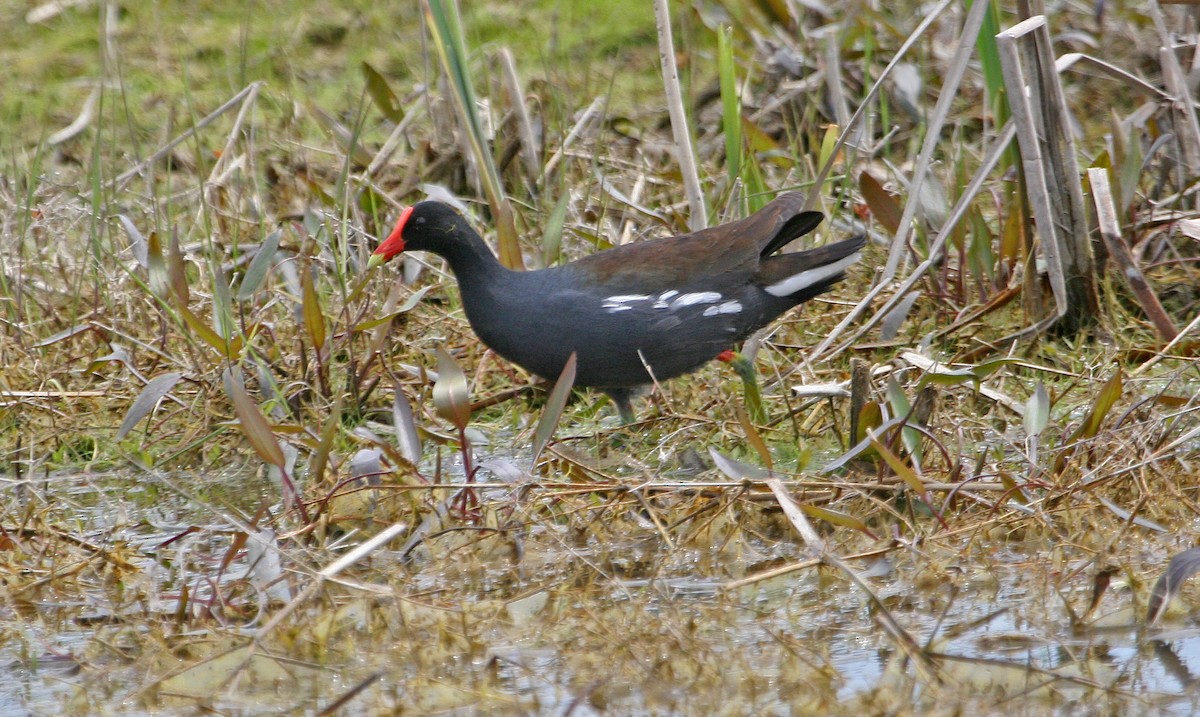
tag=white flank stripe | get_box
[653,289,679,309]
[703,300,743,317]
[764,252,860,298]
[671,291,722,309]
[602,294,651,313]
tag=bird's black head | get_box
[370,201,474,265]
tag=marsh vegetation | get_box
[3,0,1200,714]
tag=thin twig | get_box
[111,82,263,189]
[810,121,1017,362]
[653,0,706,230]
[1088,168,1177,342]
[498,47,541,182]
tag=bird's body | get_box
[370,192,864,420]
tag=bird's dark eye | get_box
[414,216,426,225]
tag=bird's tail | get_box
[757,235,867,301]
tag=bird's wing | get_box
[565,192,823,292]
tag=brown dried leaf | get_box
[168,227,190,305]
[859,171,902,234]
[222,367,286,468]
[735,404,773,470]
[301,267,326,351]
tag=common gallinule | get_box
[368,192,864,422]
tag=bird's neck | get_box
[434,231,509,282]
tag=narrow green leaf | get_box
[1080,369,1123,439]
[1025,382,1049,437]
[88,344,131,374]
[177,303,232,358]
[969,0,1008,135]
[237,229,281,300]
[717,25,742,188]
[146,230,169,299]
[433,346,472,431]
[869,431,927,496]
[722,350,766,424]
[798,504,877,538]
[972,357,1023,378]
[741,151,770,213]
[754,0,794,26]
[823,415,908,473]
[1054,369,1124,475]
[968,206,997,284]
[310,392,343,486]
[422,0,522,269]
[885,378,921,461]
[914,357,1021,388]
[540,192,570,268]
[855,402,883,446]
[999,201,1024,267]
[817,124,839,178]
[117,214,149,268]
[708,447,770,481]
[358,184,389,219]
[117,372,183,439]
[253,356,289,420]
[393,389,423,465]
[352,285,436,333]
[361,61,403,123]
[1148,547,1200,624]
[210,264,236,341]
[741,115,781,155]
[998,470,1027,504]
[1117,123,1143,215]
[531,352,576,469]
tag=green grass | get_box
[2,0,664,151]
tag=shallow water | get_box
[4,464,1199,715]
